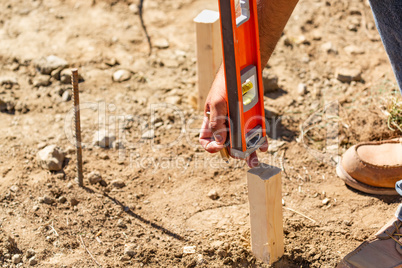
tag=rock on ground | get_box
[28,256,37,266]
[124,243,136,257]
[37,145,65,171]
[207,189,219,200]
[33,75,51,87]
[112,69,132,82]
[111,179,126,189]
[297,83,307,96]
[88,171,102,185]
[93,129,116,148]
[336,67,362,83]
[34,55,68,75]
[141,129,155,139]
[262,69,279,93]
[153,38,170,49]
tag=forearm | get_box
[257,0,299,65]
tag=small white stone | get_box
[141,129,155,139]
[322,198,330,205]
[37,145,65,171]
[12,254,21,264]
[297,83,307,96]
[165,96,181,105]
[29,256,38,266]
[153,38,170,49]
[117,219,127,228]
[207,189,219,200]
[113,69,132,82]
[61,90,71,102]
[183,246,196,254]
[129,4,139,14]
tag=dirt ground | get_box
[1,0,402,267]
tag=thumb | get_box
[208,101,228,146]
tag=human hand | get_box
[199,67,268,168]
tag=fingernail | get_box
[214,134,223,143]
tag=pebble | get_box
[183,246,196,254]
[10,185,19,192]
[336,67,362,83]
[344,45,365,55]
[165,96,181,105]
[297,83,307,96]
[0,76,18,87]
[62,90,71,102]
[207,189,219,200]
[88,171,102,185]
[34,55,68,75]
[117,219,127,228]
[153,38,170,49]
[70,198,79,206]
[93,129,116,148]
[120,256,130,262]
[50,67,63,80]
[112,69,132,82]
[129,4,139,14]
[39,195,55,205]
[26,249,36,258]
[124,243,136,257]
[111,179,126,189]
[58,196,67,204]
[262,69,279,93]
[33,75,51,87]
[12,254,21,264]
[321,42,338,54]
[28,256,37,266]
[37,145,65,171]
[322,198,330,205]
[141,129,155,139]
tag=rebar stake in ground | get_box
[71,69,83,187]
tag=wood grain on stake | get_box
[247,163,284,264]
[194,10,222,111]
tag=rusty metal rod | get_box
[71,69,83,187]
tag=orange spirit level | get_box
[218,0,266,159]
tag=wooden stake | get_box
[194,10,222,111]
[247,163,284,264]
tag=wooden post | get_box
[247,163,284,264]
[194,10,222,111]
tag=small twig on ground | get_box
[79,235,102,267]
[49,221,59,237]
[284,207,317,223]
[138,0,152,55]
[279,149,288,178]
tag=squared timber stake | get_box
[194,10,222,111]
[247,163,284,264]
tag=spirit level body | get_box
[218,0,266,159]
